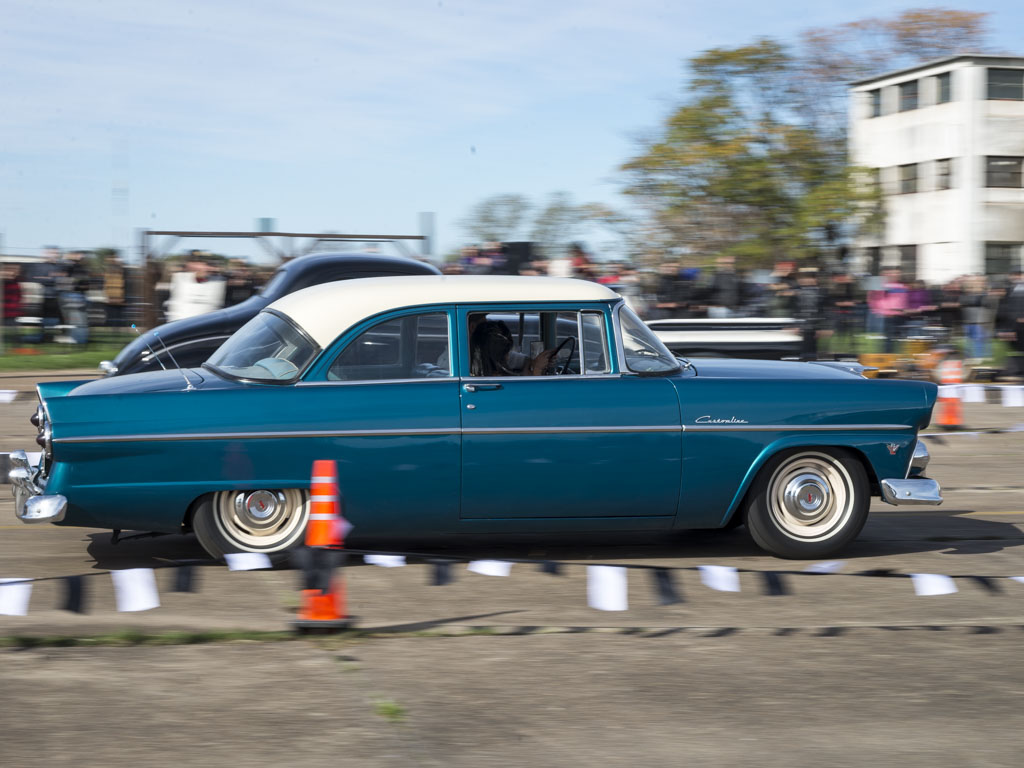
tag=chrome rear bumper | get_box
[5,450,66,523]
[880,477,943,506]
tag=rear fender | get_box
[38,380,92,401]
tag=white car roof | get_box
[268,275,620,347]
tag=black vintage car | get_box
[101,252,441,376]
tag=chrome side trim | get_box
[880,477,942,506]
[577,311,586,373]
[54,428,462,443]
[463,426,681,435]
[611,300,627,373]
[469,373,624,381]
[297,377,459,387]
[55,422,914,444]
[686,424,911,432]
[299,374,631,386]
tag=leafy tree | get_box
[622,40,869,266]
[529,192,590,259]
[461,191,619,261]
[458,194,531,243]
[798,8,989,145]
[621,8,987,266]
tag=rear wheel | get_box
[745,449,869,559]
[192,489,309,562]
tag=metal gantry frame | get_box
[136,229,426,329]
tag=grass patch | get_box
[372,698,407,723]
[0,341,129,371]
[821,334,1012,367]
[463,625,498,636]
[0,629,296,649]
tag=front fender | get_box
[717,432,913,527]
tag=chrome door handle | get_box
[463,383,503,393]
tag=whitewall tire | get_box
[192,489,309,562]
[745,449,869,559]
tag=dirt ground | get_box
[5,631,1024,768]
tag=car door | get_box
[296,307,461,537]
[458,303,681,525]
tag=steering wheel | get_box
[545,336,577,375]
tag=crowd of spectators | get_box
[0,247,127,345]
[0,248,268,345]
[445,242,1024,370]
[2,242,1022,376]
[153,254,268,324]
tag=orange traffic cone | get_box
[306,459,346,548]
[936,358,963,430]
[293,460,352,632]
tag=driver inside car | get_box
[470,319,562,376]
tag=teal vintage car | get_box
[6,275,941,560]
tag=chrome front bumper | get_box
[4,450,67,523]
[909,440,930,476]
[880,477,943,506]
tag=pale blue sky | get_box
[1,1,1021,263]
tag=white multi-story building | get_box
[849,54,1024,284]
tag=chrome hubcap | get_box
[783,473,831,524]
[215,489,309,551]
[236,490,282,525]
[767,453,854,542]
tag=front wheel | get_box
[745,449,869,559]
[192,489,309,563]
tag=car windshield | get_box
[205,311,318,382]
[618,306,681,375]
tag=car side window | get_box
[328,311,451,381]
[467,309,610,377]
[580,312,610,374]
[618,306,680,374]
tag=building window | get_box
[866,247,882,276]
[869,88,881,117]
[935,158,953,190]
[880,166,899,196]
[987,68,1024,101]
[899,80,918,111]
[985,243,1022,276]
[936,72,952,104]
[899,163,918,194]
[898,245,918,278]
[866,167,882,192]
[986,156,1023,188]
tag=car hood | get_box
[690,358,862,380]
[110,295,269,369]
